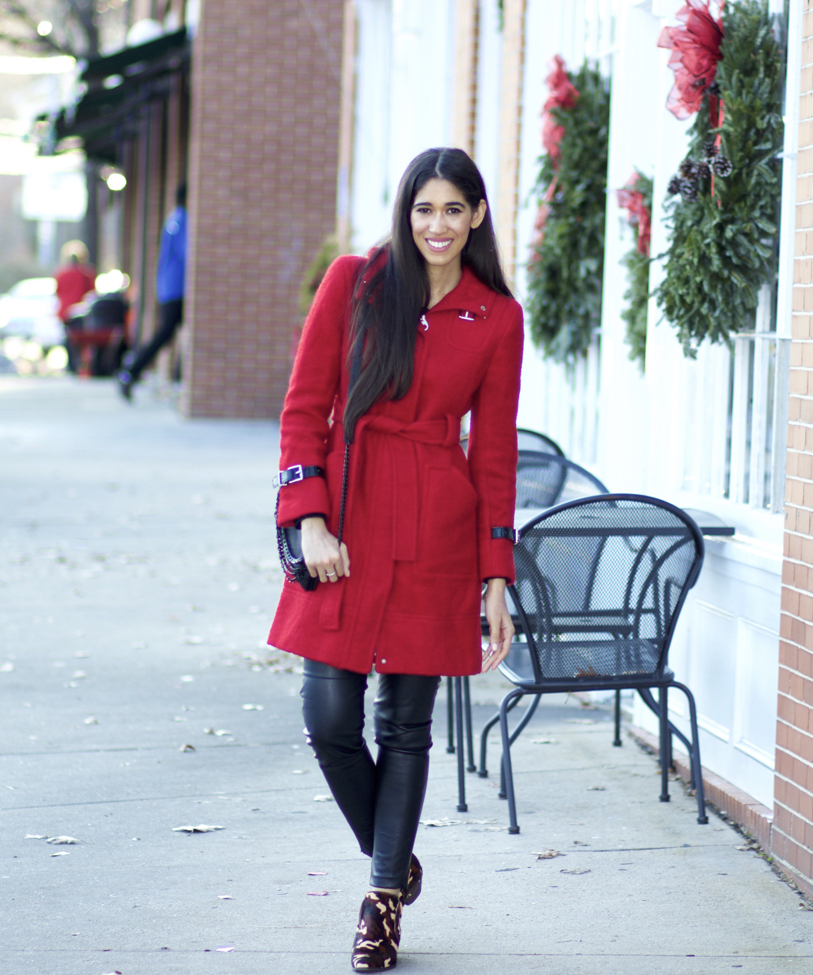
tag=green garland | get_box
[654,0,784,357]
[526,62,610,364]
[620,172,653,370]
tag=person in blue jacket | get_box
[118,182,187,400]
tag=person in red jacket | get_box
[269,148,523,970]
[55,241,96,372]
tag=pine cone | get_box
[678,158,698,179]
[695,162,711,181]
[702,141,719,160]
[679,178,699,203]
[667,176,682,196]
[712,155,733,177]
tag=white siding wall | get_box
[348,0,795,809]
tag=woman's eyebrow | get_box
[412,200,466,208]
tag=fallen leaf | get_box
[420,818,461,827]
[448,905,472,909]
[46,836,77,845]
[588,786,606,791]
[51,851,70,857]
[180,675,195,681]
[71,671,87,679]
[573,840,590,846]
[180,744,196,752]
[531,737,559,744]
[463,819,497,825]
[171,824,224,833]
[560,868,591,875]
[73,651,90,658]
[533,850,564,860]
[242,704,264,711]
[307,890,329,896]
[214,730,232,737]
[84,716,98,725]
[291,769,307,775]
[204,727,215,734]
[25,834,47,839]
[0,662,15,672]
[215,945,234,952]
[218,895,234,900]
[185,636,203,645]
[313,795,333,802]
[308,871,328,876]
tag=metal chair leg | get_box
[672,680,708,824]
[499,689,524,833]
[454,677,467,812]
[446,676,455,753]
[496,694,543,798]
[479,695,522,779]
[613,689,622,746]
[658,686,670,802]
[463,676,476,772]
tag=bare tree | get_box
[0,0,132,59]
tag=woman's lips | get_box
[426,239,452,252]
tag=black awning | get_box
[44,28,190,162]
[82,28,188,85]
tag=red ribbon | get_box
[657,1,724,120]
[617,174,651,258]
[530,56,579,260]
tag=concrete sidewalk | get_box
[1,376,812,975]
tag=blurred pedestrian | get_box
[269,148,523,970]
[55,241,95,372]
[117,182,187,400]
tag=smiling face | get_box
[410,178,486,272]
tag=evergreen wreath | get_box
[526,60,610,364]
[618,171,653,370]
[654,0,784,357]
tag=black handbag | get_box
[274,336,360,590]
[275,447,350,591]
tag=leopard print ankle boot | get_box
[350,890,402,970]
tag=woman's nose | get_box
[429,213,446,233]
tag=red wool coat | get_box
[268,254,523,676]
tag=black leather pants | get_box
[301,660,441,889]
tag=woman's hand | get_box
[300,516,350,584]
[481,578,514,672]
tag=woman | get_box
[269,147,523,970]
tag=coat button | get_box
[380,659,387,665]
[480,305,486,311]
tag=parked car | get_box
[0,277,65,349]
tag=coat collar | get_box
[425,265,497,319]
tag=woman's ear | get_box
[471,199,487,230]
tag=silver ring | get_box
[326,570,336,577]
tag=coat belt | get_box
[356,413,461,561]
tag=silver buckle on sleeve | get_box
[273,464,304,489]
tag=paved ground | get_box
[2,375,813,975]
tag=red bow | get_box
[617,174,651,257]
[657,1,724,120]
[530,56,579,261]
[541,55,579,165]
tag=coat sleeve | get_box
[468,300,524,583]
[276,255,360,528]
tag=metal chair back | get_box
[516,428,565,456]
[515,452,609,509]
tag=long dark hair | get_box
[342,147,511,441]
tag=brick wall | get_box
[495,0,526,287]
[775,0,813,899]
[451,0,478,155]
[183,0,343,418]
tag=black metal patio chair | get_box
[485,494,708,833]
[516,428,565,456]
[460,426,565,458]
[445,456,610,812]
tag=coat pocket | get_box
[419,465,479,577]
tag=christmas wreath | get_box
[617,171,653,369]
[526,57,610,364]
[654,0,784,357]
